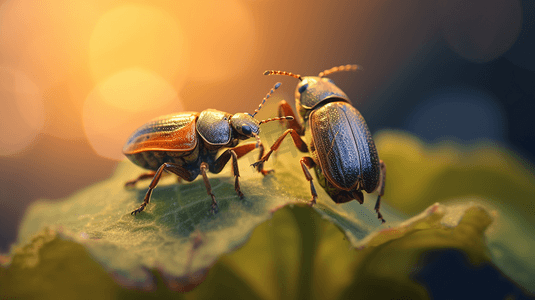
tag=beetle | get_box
[123,82,292,215]
[252,65,386,223]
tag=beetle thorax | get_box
[295,76,351,125]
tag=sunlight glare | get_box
[0,67,45,156]
[172,0,256,81]
[83,68,184,161]
[89,4,188,85]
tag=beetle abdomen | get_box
[123,112,199,155]
[125,147,201,171]
[122,112,201,170]
[310,102,380,192]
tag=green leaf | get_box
[7,120,390,291]
[375,130,535,220]
[2,129,534,299]
[375,130,535,292]
[3,203,526,299]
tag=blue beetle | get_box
[253,65,386,223]
[124,83,292,215]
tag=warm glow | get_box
[89,4,188,85]
[170,0,255,81]
[83,68,184,161]
[0,0,100,142]
[0,0,99,87]
[0,67,45,156]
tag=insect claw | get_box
[251,158,269,170]
[376,210,385,223]
[210,203,219,215]
[260,169,274,176]
[131,203,147,215]
[235,184,245,199]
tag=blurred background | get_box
[1,0,534,252]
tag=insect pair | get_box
[123,65,386,223]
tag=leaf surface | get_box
[2,130,534,298]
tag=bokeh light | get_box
[83,67,184,161]
[0,67,45,156]
[89,4,188,85]
[436,0,522,63]
[0,0,99,87]
[404,87,507,142]
[170,0,255,81]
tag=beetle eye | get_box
[298,83,308,94]
[241,125,252,135]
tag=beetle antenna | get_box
[251,132,261,148]
[263,70,302,81]
[259,116,294,125]
[250,82,282,118]
[318,64,362,77]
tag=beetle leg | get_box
[351,190,364,204]
[255,142,274,175]
[252,128,308,168]
[230,150,245,199]
[231,142,257,159]
[278,100,305,135]
[200,162,219,214]
[131,162,196,215]
[125,171,157,188]
[300,156,318,205]
[125,171,179,188]
[210,149,245,199]
[230,142,272,175]
[374,160,386,223]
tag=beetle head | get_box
[231,82,293,145]
[230,113,261,139]
[229,82,283,140]
[230,113,294,141]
